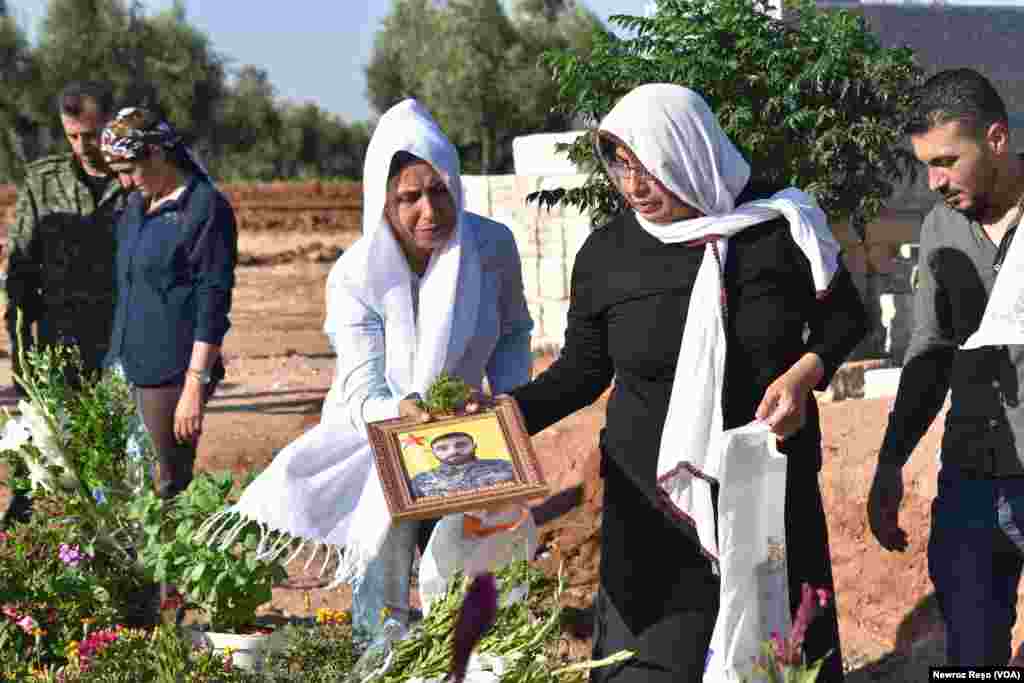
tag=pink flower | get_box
[76,627,122,670]
[58,543,87,568]
[2,604,19,620]
[16,615,38,634]
[764,583,832,672]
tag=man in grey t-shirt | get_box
[868,68,1024,666]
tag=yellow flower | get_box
[315,608,351,625]
[379,607,391,623]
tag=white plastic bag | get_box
[704,422,790,683]
[418,505,537,617]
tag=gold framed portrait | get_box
[366,397,549,521]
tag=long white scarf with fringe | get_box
[196,98,479,588]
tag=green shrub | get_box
[532,0,924,237]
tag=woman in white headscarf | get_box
[202,99,533,645]
[501,85,867,681]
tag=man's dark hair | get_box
[905,69,1009,138]
[56,81,115,118]
[431,432,476,448]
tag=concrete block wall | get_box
[831,211,921,363]
[462,173,592,352]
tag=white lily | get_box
[24,452,56,492]
[18,399,77,489]
[0,415,54,491]
[0,417,30,452]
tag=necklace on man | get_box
[992,189,1024,274]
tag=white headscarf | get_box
[598,83,840,564]
[336,98,480,397]
[197,99,481,588]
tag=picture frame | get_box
[366,396,549,521]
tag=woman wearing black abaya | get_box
[504,85,867,681]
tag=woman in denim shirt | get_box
[101,107,237,502]
[212,98,533,647]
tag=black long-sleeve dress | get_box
[509,184,868,682]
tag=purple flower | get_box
[450,572,498,683]
[58,543,86,568]
[767,583,832,671]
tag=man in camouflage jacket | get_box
[6,82,131,386]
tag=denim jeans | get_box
[351,518,437,647]
[928,467,1024,666]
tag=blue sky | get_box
[7,0,657,124]
[9,0,1024,124]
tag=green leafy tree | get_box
[31,0,226,162]
[136,1,227,150]
[208,65,286,180]
[421,0,522,173]
[0,0,375,182]
[366,0,607,173]
[274,102,372,181]
[0,6,38,181]
[365,0,437,117]
[532,0,925,236]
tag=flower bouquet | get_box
[0,325,159,670]
[0,328,156,569]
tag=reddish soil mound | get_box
[237,242,345,267]
[220,180,361,203]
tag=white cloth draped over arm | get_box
[323,281,404,433]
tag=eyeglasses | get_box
[606,158,655,182]
[593,132,658,184]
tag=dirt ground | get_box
[0,209,1017,678]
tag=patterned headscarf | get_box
[101,106,212,180]
[100,107,183,163]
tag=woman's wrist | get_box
[186,367,213,385]
[793,353,825,393]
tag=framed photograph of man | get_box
[366,397,549,521]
